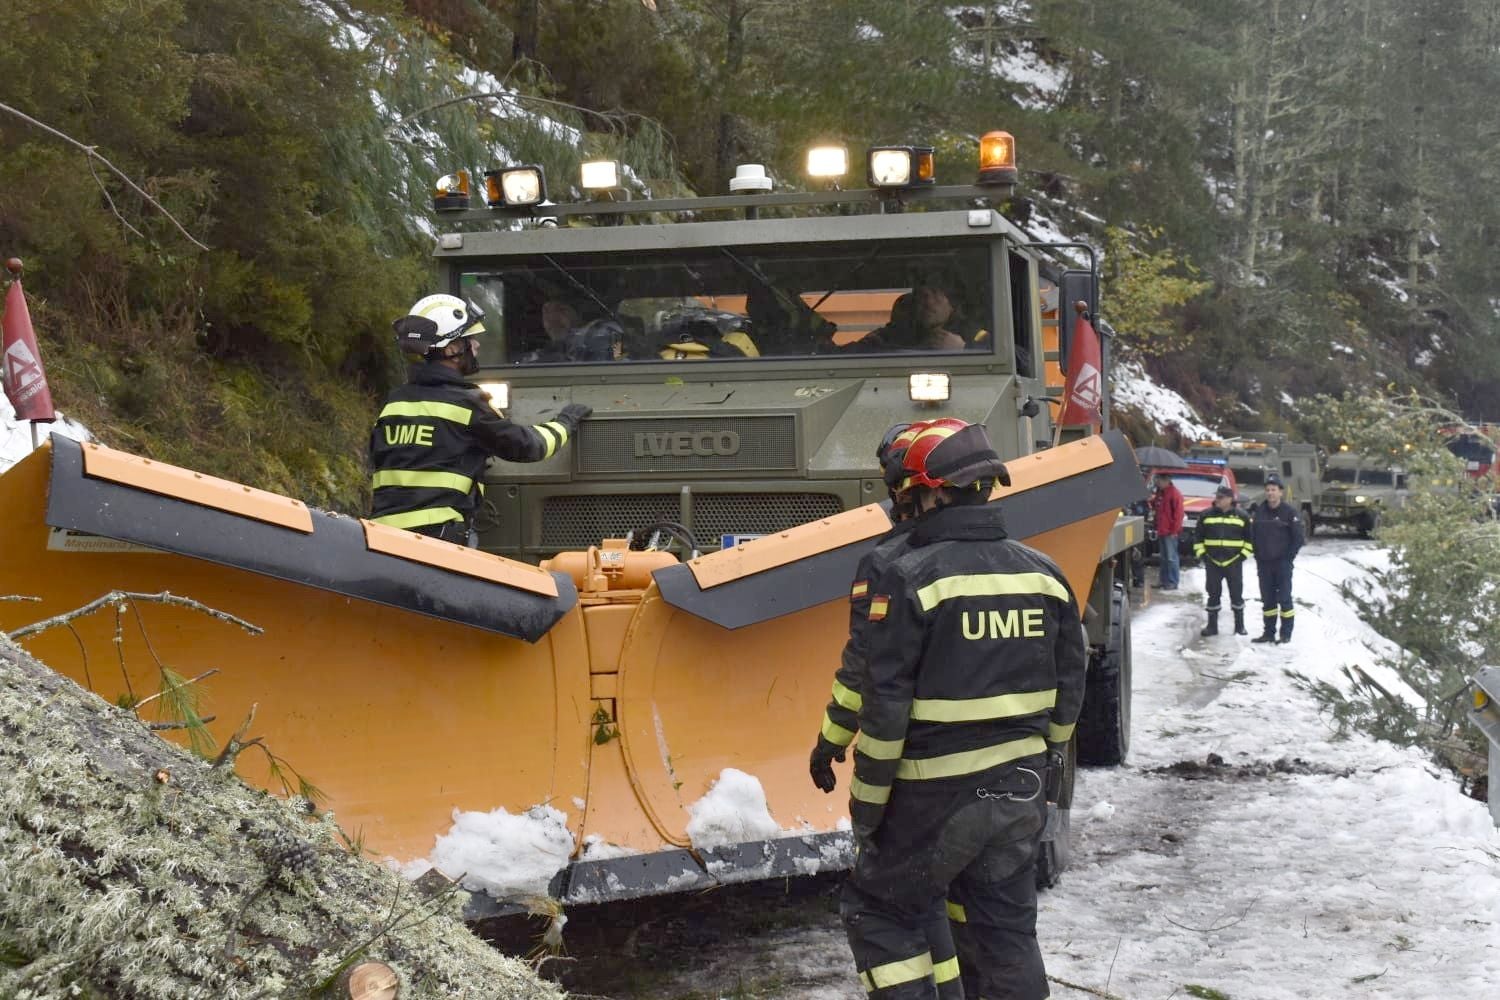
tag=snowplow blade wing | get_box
[653,429,1142,627]
[38,437,574,640]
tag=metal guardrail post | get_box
[1467,665,1500,827]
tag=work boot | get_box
[1200,612,1219,637]
[1279,617,1294,644]
[1233,608,1247,635]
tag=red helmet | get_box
[900,420,1011,492]
[880,421,929,492]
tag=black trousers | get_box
[1203,559,1245,613]
[1256,557,1294,632]
[841,759,1049,1000]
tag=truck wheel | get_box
[1076,582,1132,766]
[1300,506,1314,538]
[1035,738,1076,890]
[1358,511,1380,537]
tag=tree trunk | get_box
[714,0,749,189]
[512,0,540,64]
[0,639,562,1000]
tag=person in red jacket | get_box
[1152,472,1185,590]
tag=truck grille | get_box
[575,416,798,474]
[1317,491,1355,510]
[539,492,844,550]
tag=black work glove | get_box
[809,736,847,793]
[558,403,592,427]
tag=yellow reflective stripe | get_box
[896,735,1047,781]
[1047,721,1076,743]
[541,420,569,444]
[859,971,874,992]
[1280,608,1296,618]
[370,507,464,529]
[850,777,891,804]
[857,734,904,760]
[379,401,472,425]
[1200,516,1246,526]
[945,900,967,923]
[534,424,560,459]
[832,679,863,712]
[1202,538,1248,547]
[822,714,855,747]
[911,688,1056,722]
[916,572,1071,611]
[371,469,475,493]
[862,953,933,991]
[933,956,960,984]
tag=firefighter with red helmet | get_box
[839,420,1086,1000]
[370,294,591,544]
[811,419,961,1000]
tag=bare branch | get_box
[0,100,211,252]
[10,590,261,641]
[147,716,217,731]
[86,156,146,241]
[1046,974,1131,999]
[0,596,41,603]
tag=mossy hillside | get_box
[0,636,564,999]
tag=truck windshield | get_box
[1325,466,1359,483]
[1233,467,1265,485]
[1359,469,1396,486]
[459,240,994,366]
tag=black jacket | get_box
[1249,499,1304,564]
[1192,505,1254,566]
[849,503,1087,838]
[818,520,916,749]
[369,362,580,530]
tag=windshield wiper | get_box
[541,254,619,321]
[808,243,885,313]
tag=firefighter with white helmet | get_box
[369,294,591,544]
[839,419,1084,1000]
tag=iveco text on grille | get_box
[633,430,742,458]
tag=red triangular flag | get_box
[1057,313,1103,432]
[2,277,56,423]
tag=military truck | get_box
[1313,450,1408,536]
[1188,433,1319,531]
[0,138,1145,912]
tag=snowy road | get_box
[527,539,1499,1000]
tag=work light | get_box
[485,166,546,207]
[868,146,935,188]
[909,372,951,403]
[581,160,622,191]
[807,145,848,179]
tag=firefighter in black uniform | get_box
[370,294,591,543]
[840,420,1086,1000]
[1249,472,1304,643]
[811,420,962,1000]
[1193,485,1254,637]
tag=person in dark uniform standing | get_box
[1249,472,1304,643]
[1193,485,1254,636]
[838,420,1086,1000]
[370,294,591,543]
[811,420,964,1000]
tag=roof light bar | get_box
[868,146,935,189]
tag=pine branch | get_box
[129,668,221,711]
[0,101,210,251]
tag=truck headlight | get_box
[478,381,510,411]
[1354,495,1368,504]
[909,372,950,403]
[868,146,935,188]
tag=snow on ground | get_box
[1113,359,1215,441]
[611,540,1497,1000]
[0,396,90,473]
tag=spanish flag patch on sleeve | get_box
[850,580,869,600]
[867,595,890,621]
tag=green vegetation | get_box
[1294,392,1498,772]
[5,2,1499,501]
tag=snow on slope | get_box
[1113,358,1215,441]
[0,396,89,474]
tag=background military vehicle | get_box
[1189,433,1319,532]
[1313,449,1408,536]
[0,139,1145,912]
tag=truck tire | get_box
[1076,582,1131,766]
[1035,738,1076,890]
[1300,506,1314,539]
[1358,510,1380,537]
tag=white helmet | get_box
[394,294,486,354]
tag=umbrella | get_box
[1135,446,1188,468]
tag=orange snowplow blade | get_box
[0,432,1141,912]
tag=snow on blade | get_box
[410,803,574,899]
[686,768,781,849]
[0,396,90,473]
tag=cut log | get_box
[0,637,561,1000]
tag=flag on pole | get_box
[2,272,56,423]
[1057,312,1103,432]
